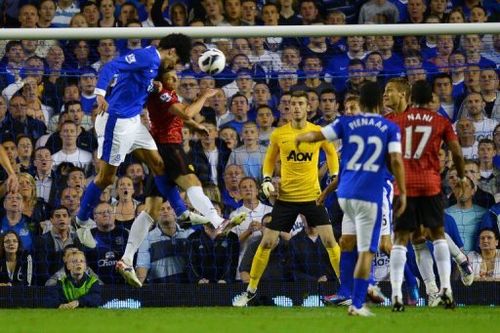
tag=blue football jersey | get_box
[321,114,401,203]
[95,46,161,118]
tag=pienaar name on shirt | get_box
[348,117,388,132]
[406,113,434,122]
[286,150,313,162]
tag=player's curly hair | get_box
[158,33,192,66]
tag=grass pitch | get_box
[1,306,497,333]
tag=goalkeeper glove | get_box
[261,176,275,198]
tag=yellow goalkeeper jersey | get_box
[263,122,339,202]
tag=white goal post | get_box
[0,23,499,40]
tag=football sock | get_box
[433,239,452,291]
[352,278,369,309]
[186,186,225,228]
[390,245,407,300]
[338,250,357,298]
[153,176,187,216]
[77,181,103,222]
[445,233,467,264]
[248,245,271,292]
[412,242,438,294]
[326,244,341,278]
[122,211,154,266]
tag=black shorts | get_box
[144,143,194,199]
[267,200,331,232]
[393,194,444,232]
[158,143,195,180]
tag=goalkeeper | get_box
[233,91,341,307]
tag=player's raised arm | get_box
[168,89,218,120]
[0,144,18,194]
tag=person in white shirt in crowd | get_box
[53,0,80,27]
[51,120,92,174]
[91,39,117,73]
[208,88,233,129]
[248,37,281,74]
[457,92,498,141]
[477,138,499,196]
[467,229,500,281]
[230,177,273,276]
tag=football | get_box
[198,48,226,75]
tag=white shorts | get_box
[95,113,157,166]
[339,198,382,253]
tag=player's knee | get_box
[94,167,116,188]
[393,231,410,245]
[339,235,356,251]
[427,227,445,241]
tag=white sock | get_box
[445,233,467,264]
[390,245,407,300]
[122,211,154,265]
[186,186,224,228]
[413,242,439,295]
[433,239,452,291]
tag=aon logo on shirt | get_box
[287,150,312,162]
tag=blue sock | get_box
[368,262,376,286]
[337,250,357,298]
[404,263,418,288]
[154,175,187,216]
[352,278,370,309]
[77,181,103,221]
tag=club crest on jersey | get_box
[160,92,172,103]
[287,150,313,161]
[125,53,136,64]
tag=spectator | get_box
[248,37,282,74]
[292,55,332,96]
[33,147,58,205]
[224,93,251,135]
[445,177,487,252]
[315,89,340,126]
[251,82,274,117]
[260,3,282,51]
[362,54,381,86]
[280,45,302,71]
[449,52,467,99]
[479,68,499,121]
[230,177,272,272]
[477,138,499,196]
[79,67,97,115]
[459,92,498,141]
[33,206,79,285]
[81,1,99,27]
[326,36,366,93]
[306,90,321,123]
[464,64,481,95]
[53,0,80,27]
[0,231,33,286]
[136,201,193,284]
[227,122,267,181]
[18,173,51,234]
[85,202,129,284]
[239,213,291,283]
[358,0,399,24]
[178,74,200,105]
[38,0,57,28]
[289,224,336,282]
[0,192,33,252]
[51,121,93,174]
[68,12,88,27]
[448,160,496,209]
[91,39,117,72]
[98,0,117,27]
[406,0,426,23]
[278,0,301,25]
[220,164,244,216]
[219,126,240,151]
[298,0,321,25]
[433,73,461,122]
[186,212,240,284]
[276,68,299,97]
[1,95,47,141]
[45,244,100,286]
[224,0,242,26]
[16,135,33,173]
[1,139,20,177]
[201,0,229,26]
[59,186,81,218]
[467,229,500,280]
[46,101,96,154]
[240,0,258,25]
[112,176,140,226]
[462,34,496,68]
[125,162,147,202]
[456,118,479,160]
[256,106,275,146]
[47,250,102,308]
[190,120,231,187]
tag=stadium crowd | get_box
[0,0,498,299]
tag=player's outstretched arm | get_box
[167,89,218,120]
[0,145,18,194]
[295,131,325,150]
[389,152,406,217]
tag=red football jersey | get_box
[391,107,457,196]
[147,89,184,144]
